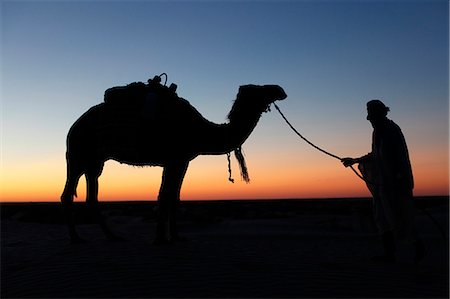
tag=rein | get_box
[272,103,369,185]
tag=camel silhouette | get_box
[61,76,287,244]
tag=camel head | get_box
[228,84,287,122]
[239,84,287,106]
[225,84,286,184]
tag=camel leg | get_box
[85,163,120,241]
[154,162,189,244]
[61,160,83,243]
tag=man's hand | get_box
[341,157,356,167]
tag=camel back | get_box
[104,82,148,105]
[101,76,198,129]
[104,76,179,107]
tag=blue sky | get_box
[1,0,448,200]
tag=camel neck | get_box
[196,113,262,156]
[195,92,268,156]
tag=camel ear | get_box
[237,85,246,96]
[237,85,251,99]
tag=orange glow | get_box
[1,146,448,202]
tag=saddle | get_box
[104,74,178,106]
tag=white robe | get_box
[358,119,416,241]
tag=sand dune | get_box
[2,197,448,298]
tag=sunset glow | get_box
[1,1,448,202]
[1,144,448,202]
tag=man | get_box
[342,100,424,263]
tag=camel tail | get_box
[235,147,250,183]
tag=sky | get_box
[1,0,449,202]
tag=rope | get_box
[227,152,235,183]
[273,103,368,183]
[273,103,341,160]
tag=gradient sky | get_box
[1,0,448,202]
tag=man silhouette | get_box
[342,100,424,263]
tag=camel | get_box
[61,76,287,244]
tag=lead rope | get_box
[272,103,369,184]
[273,102,446,239]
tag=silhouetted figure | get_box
[342,100,424,263]
[61,75,287,244]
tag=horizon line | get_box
[1,195,448,204]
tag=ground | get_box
[1,198,448,298]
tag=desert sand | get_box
[1,197,448,298]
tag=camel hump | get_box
[101,75,196,123]
[104,75,179,106]
[104,82,148,105]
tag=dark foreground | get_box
[1,197,448,298]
